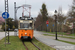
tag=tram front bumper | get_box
[21,36,31,39]
[21,36,28,39]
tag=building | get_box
[0,16,5,30]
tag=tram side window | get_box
[20,23,24,28]
[29,23,32,28]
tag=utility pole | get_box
[5,0,10,46]
[14,2,17,28]
[55,10,58,40]
[14,2,31,28]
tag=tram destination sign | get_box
[20,20,32,23]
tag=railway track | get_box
[22,41,41,50]
[30,41,41,50]
[22,41,28,50]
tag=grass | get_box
[57,39,75,45]
[0,36,55,50]
[0,31,14,32]
[24,41,38,50]
[43,34,75,39]
[0,36,25,50]
[42,31,75,36]
[43,34,55,36]
[32,37,56,50]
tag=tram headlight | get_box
[25,33,27,35]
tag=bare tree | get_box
[57,6,66,32]
[35,13,43,30]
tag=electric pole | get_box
[5,0,10,46]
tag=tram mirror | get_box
[29,23,32,29]
[30,23,32,27]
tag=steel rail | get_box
[30,41,41,50]
[22,41,28,50]
[22,41,41,50]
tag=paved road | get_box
[34,31,75,50]
[0,32,14,40]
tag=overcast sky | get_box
[0,0,73,19]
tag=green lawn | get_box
[43,34,55,36]
[43,34,75,39]
[42,31,75,37]
[0,36,55,50]
[0,31,14,32]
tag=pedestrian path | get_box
[39,31,75,42]
[34,31,75,50]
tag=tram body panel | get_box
[18,19,34,40]
[18,29,33,39]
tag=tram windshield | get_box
[20,23,33,29]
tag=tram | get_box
[18,16,34,40]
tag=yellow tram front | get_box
[18,17,34,40]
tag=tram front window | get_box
[20,23,32,29]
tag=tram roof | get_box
[19,16,33,20]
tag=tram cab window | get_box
[20,23,33,29]
[24,23,30,28]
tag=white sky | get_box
[0,0,73,19]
